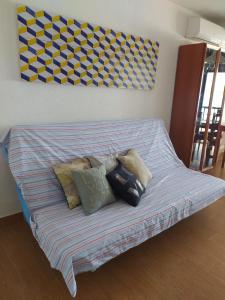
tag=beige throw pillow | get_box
[118,149,152,187]
[53,158,91,209]
[86,154,118,174]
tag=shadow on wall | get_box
[0,155,21,218]
[0,0,21,81]
[175,9,190,37]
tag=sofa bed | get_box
[1,118,225,298]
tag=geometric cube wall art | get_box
[17,5,159,90]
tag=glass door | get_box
[204,51,225,169]
[190,48,218,170]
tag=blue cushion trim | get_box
[16,185,31,226]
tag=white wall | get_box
[0,0,195,218]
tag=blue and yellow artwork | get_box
[17,5,159,90]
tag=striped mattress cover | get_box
[1,118,225,297]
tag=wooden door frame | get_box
[199,48,221,171]
[213,86,225,165]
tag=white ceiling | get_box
[171,0,225,25]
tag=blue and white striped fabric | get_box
[2,118,225,297]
